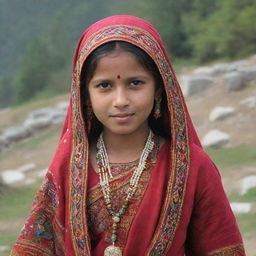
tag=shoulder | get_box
[188,142,222,193]
[189,142,219,173]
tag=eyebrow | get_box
[90,75,150,85]
[90,79,111,85]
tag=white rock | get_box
[224,71,246,91]
[180,75,214,97]
[24,107,66,131]
[227,60,250,72]
[240,96,256,109]
[1,126,31,143]
[202,129,230,148]
[23,116,52,131]
[239,66,256,82]
[211,63,230,74]
[56,101,69,111]
[193,66,214,75]
[18,163,36,173]
[241,175,256,195]
[230,202,252,214]
[209,107,235,122]
[38,168,48,178]
[1,170,25,184]
[0,245,10,252]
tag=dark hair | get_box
[80,41,170,141]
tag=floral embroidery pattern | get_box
[11,172,65,256]
[208,244,246,255]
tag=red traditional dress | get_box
[10,15,245,256]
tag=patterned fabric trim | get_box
[10,239,54,256]
[208,244,246,255]
[70,25,189,255]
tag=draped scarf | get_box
[10,15,245,256]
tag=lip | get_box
[110,113,135,123]
[111,113,134,117]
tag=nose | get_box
[113,87,129,108]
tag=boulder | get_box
[241,175,256,195]
[180,75,214,97]
[230,202,252,214]
[193,66,215,75]
[1,126,31,143]
[1,170,25,184]
[18,163,36,173]
[23,107,66,131]
[238,66,256,82]
[224,71,246,91]
[23,115,52,131]
[209,106,235,122]
[38,168,48,178]
[240,96,256,109]
[202,129,230,148]
[56,101,69,111]
[227,60,250,72]
[0,246,10,253]
[211,63,230,74]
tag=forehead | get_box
[92,50,152,77]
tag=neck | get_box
[102,127,150,163]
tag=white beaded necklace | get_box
[96,130,154,256]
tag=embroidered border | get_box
[70,25,189,255]
[208,244,246,255]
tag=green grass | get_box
[0,184,40,255]
[229,187,256,203]
[206,145,256,168]
[0,184,39,221]
[236,213,256,234]
[14,126,61,150]
[0,125,60,163]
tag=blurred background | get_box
[0,0,255,255]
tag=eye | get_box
[97,82,111,89]
[130,80,143,87]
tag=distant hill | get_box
[0,0,114,78]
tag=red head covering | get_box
[62,15,200,254]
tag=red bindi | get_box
[117,74,121,79]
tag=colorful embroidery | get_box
[87,161,153,249]
[10,172,65,256]
[70,24,189,255]
[208,244,246,255]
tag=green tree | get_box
[0,75,13,108]
[186,0,256,62]
[14,38,53,103]
[109,0,194,57]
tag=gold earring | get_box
[154,99,161,119]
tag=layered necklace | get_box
[96,130,155,256]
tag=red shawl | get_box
[10,15,245,255]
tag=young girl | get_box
[10,15,245,256]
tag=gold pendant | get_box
[104,245,122,256]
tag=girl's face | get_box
[87,50,157,137]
